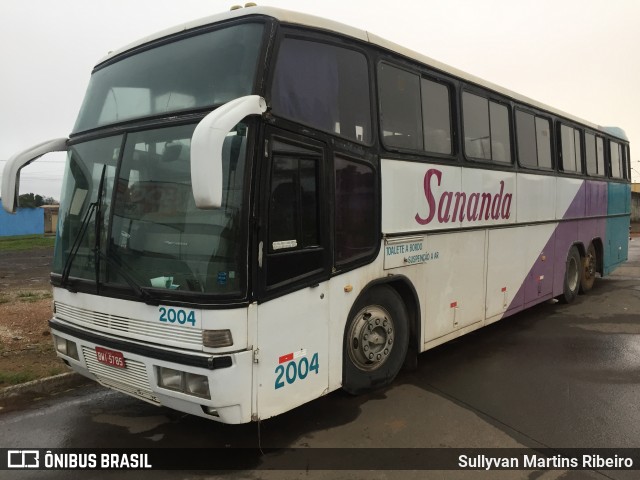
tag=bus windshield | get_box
[73,22,264,133]
[53,122,250,297]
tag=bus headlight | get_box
[53,335,79,360]
[158,367,183,391]
[67,341,79,360]
[185,373,210,398]
[54,335,67,355]
[157,367,211,399]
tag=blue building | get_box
[0,199,45,236]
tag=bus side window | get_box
[378,63,422,151]
[516,110,552,169]
[334,155,377,266]
[265,138,325,288]
[271,38,371,144]
[586,133,606,176]
[560,124,582,173]
[610,141,622,178]
[421,78,452,155]
[462,92,512,163]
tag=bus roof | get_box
[99,6,628,142]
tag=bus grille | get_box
[55,302,202,349]
[82,346,160,405]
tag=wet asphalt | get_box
[1,239,639,480]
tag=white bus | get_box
[2,6,631,424]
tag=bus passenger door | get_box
[254,129,330,420]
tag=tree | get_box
[18,193,46,208]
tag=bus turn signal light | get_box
[203,329,234,348]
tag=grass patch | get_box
[0,371,37,386]
[0,296,9,304]
[17,292,39,298]
[16,291,51,303]
[0,234,55,251]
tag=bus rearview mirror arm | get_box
[191,95,267,209]
[1,138,69,213]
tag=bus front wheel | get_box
[560,246,582,304]
[342,286,409,395]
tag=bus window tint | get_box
[378,63,422,150]
[560,124,581,172]
[75,23,264,132]
[610,141,622,178]
[421,78,452,155]
[596,137,605,176]
[463,92,511,163]
[535,117,552,168]
[269,153,320,250]
[272,39,371,144]
[489,102,511,162]
[516,111,551,169]
[586,132,606,176]
[516,110,536,167]
[622,144,630,179]
[463,93,490,160]
[585,133,598,175]
[334,156,376,265]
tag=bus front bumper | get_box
[49,320,253,424]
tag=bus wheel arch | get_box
[559,245,582,304]
[580,241,598,293]
[592,238,604,277]
[342,278,419,395]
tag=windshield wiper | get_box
[60,202,98,289]
[60,165,107,290]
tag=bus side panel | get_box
[486,224,555,322]
[255,282,330,421]
[604,183,631,275]
[501,179,609,303]
[585,180,608,217]
[552,179,585,297]
[486,228,526,320]
[579,180,608,268]
[556,178,585,220]
[381,160,461,233]
[461,168,516,228]
[522,224,556,306]
[423,230,486,342]
[516,173,555,223]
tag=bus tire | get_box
[580,242,597,293]
[342,285,409,395]
[560,246,582,304]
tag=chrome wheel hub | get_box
[348,306,394,371]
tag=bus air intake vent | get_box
[55,302,202,350]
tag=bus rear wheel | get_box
[342,286,409,395]
[560,246,582,304]
[580,243,597,293]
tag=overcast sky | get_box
[1,0,638,200]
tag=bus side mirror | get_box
[1,138,68,213]
[191,95,267,209]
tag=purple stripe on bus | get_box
[502,180,607,318]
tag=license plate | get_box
[95,347,126,369]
